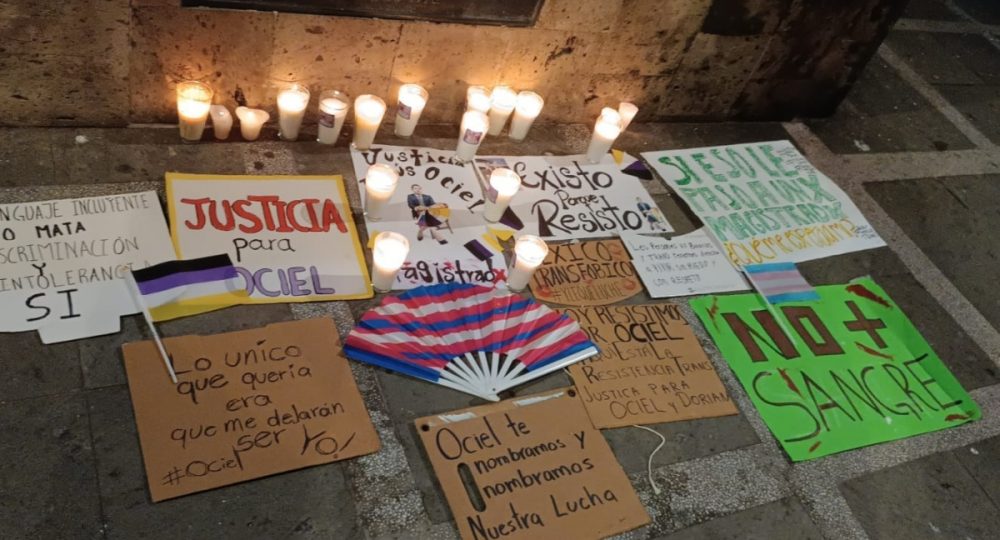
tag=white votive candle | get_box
[353,94,387,150]
[585,107,622,164]
[317,90,349,145]
[508,91,543,141]
[210,105,233,140]
[176,81,213,142]
[507,235,549,291]
[455,110,488,162]
[483,168,521,223]
[235,107,270,141]
[364,163,399,221]
[394,84,428,137]
[277,83,310,141]
[487,85,517,136]
[618,102,638,132]
[467,85,491,114]
[371,231,410,292]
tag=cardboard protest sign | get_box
[642,141,884,267]
[476,153,672,241]
[619,230,749,298]
[351,146,506,289]
[0,191,175,343]
[416,388,649,540]
[562,304,738,428]
[122,318,380,501]
[166,173,372,302]
[691,278,980,461]
[528,239,641,306]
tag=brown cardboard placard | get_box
[562,304,739,428]
[528,239,642,306]
[416,388,650,540]
[122,318,380,502]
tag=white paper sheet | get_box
[476,152,672,239]
[620,229,749,298]
[0,191,175,342]
[642,141,884,267]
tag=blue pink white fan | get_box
[343,283,599,401]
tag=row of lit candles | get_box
[177,80,634,293]
[176,81,639,164]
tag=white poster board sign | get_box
[620,229,749,298]
[0,191,175,342]
[351,146,506,290]
[476,153,672,240]
[166,174,372,302]
[642,141,884,266]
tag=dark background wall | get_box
[0,0,907,127]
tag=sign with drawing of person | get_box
[351,145,507,290]
[406,183,451,245]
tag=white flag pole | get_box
[124,270,178,384]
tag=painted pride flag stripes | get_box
[344,283,599,401]
[131,254,246,322]
[743,262,820,304]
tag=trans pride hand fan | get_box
[344,283,599,401]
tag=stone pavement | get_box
[3,2,1000,539]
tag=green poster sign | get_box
[691,277,980,461]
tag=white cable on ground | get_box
[632,425,665,495]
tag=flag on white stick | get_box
[125,254,247,383]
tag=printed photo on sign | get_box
[416,389,649,540]
[475,153,672,241]
[166,173,372,302]
[0,191,175,343]
[123,318,380,501]
[528,239,642,306]
[351,145,505,289]
[562,304,738,428]
[620,230,749,298]
[691,278,980,461]
[463,128,483,145]
[642,141,884,267]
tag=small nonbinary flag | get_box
[131,254,246,322]
[743,262,820,304]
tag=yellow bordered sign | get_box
[166,172,372,303]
